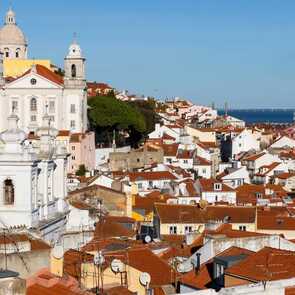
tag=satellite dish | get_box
[111,259,124,273]
[94,251,105,266]
[144,235,152,244]
[139,272,151,287]
[52,245,64,259]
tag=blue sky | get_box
[4,0,295,108]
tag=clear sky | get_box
[4,0,295,108]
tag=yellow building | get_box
[4,59,51,77]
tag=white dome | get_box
[0,8,27,46]
[67,42,82,58]
[0,24,26,46]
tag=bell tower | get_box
[64,36,86,88]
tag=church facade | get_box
[0,8,93,241]
[0,8,88,133]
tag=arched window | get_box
[71,64,77,78]
[4,179,14,205]
[30,98,37,111]
[4,48,9,58]
[16,48,20,58]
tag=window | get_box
[30,98,37,111]
[70,120,76,129]
[4,179,14,205]
[31,115,37,122]
[239,225,246,231]
[148,181,153,187]
[214,183,222,191]
[215,263,224,278]
[12,101,18,112]
[71,64,77,78]
[202,168,206,174]
[49,101,55,113]
[137,158,140,163]
[16,48,20,58]
[137,183,143,189]
[72,146,75,151]
[70,104,76,113]
[185,226,192,233]
[183,160,188,164]
[72,156,75,160]
[169,226,177,234]
[4,48,9,58]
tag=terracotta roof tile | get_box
[128,171,177,182]
[27,268,94,295]
[199,178,234,192]
[155,204,256,224]
[225,247,295,282]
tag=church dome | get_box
[67,41,83,58]
[0,25,26,45]
[0,8,27,46]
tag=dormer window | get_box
[214,183,222,191]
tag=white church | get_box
[0,7,89,242]
[0,8,88,133]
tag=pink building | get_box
[69,131,96,174]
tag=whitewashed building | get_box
[0,112,69,243]
[0,8,88,133]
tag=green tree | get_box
[88,94,146,148]
[128,98,160,135]
[76,164,87,177]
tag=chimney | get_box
[192,253,201,273]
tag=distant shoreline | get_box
[218,109,294,124]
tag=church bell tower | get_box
[64,37,86,88]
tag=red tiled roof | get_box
[155,203,256,224]
[225,247,295,282]
[58,130,71,137]
[134,192,176,213]
[0,232,51,251]
[162,143,179,157]
[128,171,177,182]
[194,156,211,166]
[243,152,266,161]
[105,247,175,287]
[177,150,193,159]
[15,64,64,86]
[180,246,254,290]
[199,178,234,192]
[27,268,94,295]
[275,172,295,180]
